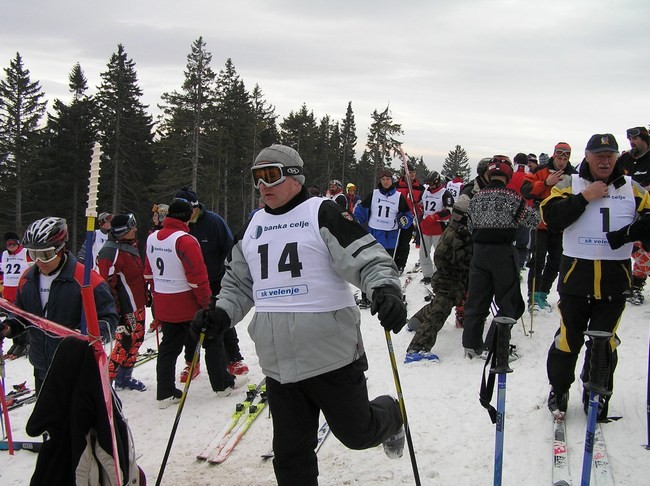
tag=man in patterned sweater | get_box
[462,156,540,358]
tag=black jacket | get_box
[188,204,234,293]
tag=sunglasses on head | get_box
[28,247,60,263]
[554,149,571,157]
[251,163,302,189]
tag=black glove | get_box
[191,307,231,338]
[370,285,407,333]
[607,213,650,250]
[0,317,26,339]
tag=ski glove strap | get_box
[370,285,406,333]
[191,307,231,338]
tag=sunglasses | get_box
[554,149,571,157]
[6,239,19,247]
[28,247,60,263]
[251,163,302,189]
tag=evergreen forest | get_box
[0,38,469,251]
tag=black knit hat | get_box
[4,231,19,242]
[168,199,193,222]
[175,187,199,207]
[110,213,137,239]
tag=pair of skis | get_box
[552,413,614,486]
[197,380,267,464]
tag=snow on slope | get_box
[2,250,650,485]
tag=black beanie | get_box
[4,231,19,241]
[168,200,193,222]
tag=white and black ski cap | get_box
[254,144,305,185]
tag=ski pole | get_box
[384,330,421,486]
[528,228,539,336]
[580,330,613,486]
[156,297,213,486]
[646,332,650,450]
[490,316,516,486]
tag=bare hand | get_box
[582,181,608,202]
[546,170,564,187]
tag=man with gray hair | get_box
[192,144,407,485]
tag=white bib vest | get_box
[563,175,636,260]
[242,198,356,312]
[1,247,30,287]
[421,187,446,217]
[368,189,401,231]
[146,231,193,293]
[446,181,462,200]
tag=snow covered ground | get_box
[2,249,650,485]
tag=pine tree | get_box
[213,58,254,226]
[442,145,471,181]
[248,84,279,210]
[95,44,155,236]
[0,52,47,230]
[43,63,98,251]
[280,104,318,186]
[340,102,357,186]
[366,105,403,185]
[156,37,218,200]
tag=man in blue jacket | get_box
[1,217,118,392]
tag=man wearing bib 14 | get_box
[191,144,407,486]
[541,133,650,421]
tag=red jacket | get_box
[97,239,147,314]
[396,176,425,217]
[144,218,211,323]
[507,166,533,207]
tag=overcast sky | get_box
[2,0,649,173]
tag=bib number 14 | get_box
[258,242,303,279]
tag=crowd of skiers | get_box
[1,127,649,484]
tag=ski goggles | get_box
[251,163,302,189]
[112,213,137,236]
[5,239,19,247]
[554,149,571,157]
[627,127,647,138]
[28,246,61,263]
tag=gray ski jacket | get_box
[216,187,400,384]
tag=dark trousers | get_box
[157,321,233,399]
[395,225,414,270]
[267,360,402,486]
[546,295,622,395]
[462,243,524,351]
[527,229,563,295]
